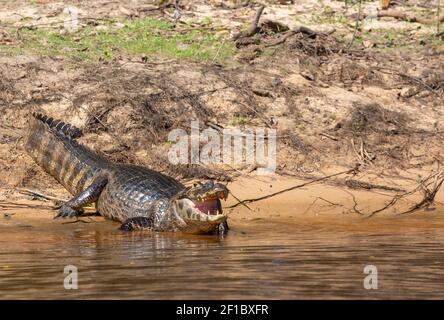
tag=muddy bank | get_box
[1,0,444,221]
[2,173,444,230]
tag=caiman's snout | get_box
[174,198,227,233]
[173,181,229,233]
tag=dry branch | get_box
[359,9,444,25]
[399,172,444,215]
[365,170,444,218]
[264,26,321,47]
[232,5,265,41]
[303,197,344,214]
[319,132,339,141]
[374,66,442,97]
[347,0,362,49]
[345,179,405,192]
[226,166,360,209]
[0,201,56,210]
[15,188,67,203]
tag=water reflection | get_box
[1,216,444,299]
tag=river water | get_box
[1,214,444,299]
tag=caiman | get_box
[24,113,229,234]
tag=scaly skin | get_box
[24,113,229,234]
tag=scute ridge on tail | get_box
[25,112,110,195]
[32,112,82,139]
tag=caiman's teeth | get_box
[207,214,227,223]
[191,211,226,223]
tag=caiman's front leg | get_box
[55,176,108,219]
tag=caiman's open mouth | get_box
[192,191,227,216]
[175,187,228,228]
[174,181,229,233]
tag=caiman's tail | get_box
[25,113,108,195]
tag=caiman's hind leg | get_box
[119,217,154,231]
[56,176,108,219]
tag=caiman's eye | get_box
[193,181,203,188]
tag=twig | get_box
[351,138,367,165]
[365,170,444,218]
[138,3,172,13]
[345,179,405,193]
[232,5,265,41]
[265,26,325,48]
[356,9,444,25]
[319,132,338,141]
[303,197,319,214]
[0,201,56,210]
[374,66,441,97]
[342,189,364,215]
[15,188,68,202]
[264,29,296,47]
[303,196,344,214]
[226,165,360,209]
[227,191,254,212]
[211,38,226,63]
[318,197,343,207]
[61,217,96,224]
[347,0,362,50]
[398,173,444,215]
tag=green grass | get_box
[0,17,235,62]
[229,116,249,126]
[349,28,413,49]
[310,7,350,26]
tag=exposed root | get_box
[398,172,444,215]
[366,169,444,218]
